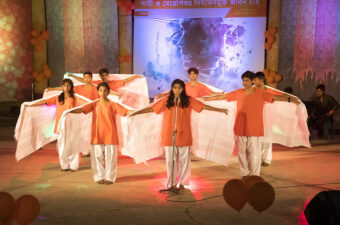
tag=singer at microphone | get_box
[130,79,228,190]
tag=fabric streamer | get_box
[14,94,91,161]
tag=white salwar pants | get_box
[236,136,263,176]
[57,137,79,170]
[91,145,117,182]
[261,142,272,164]
[165,146,190,187]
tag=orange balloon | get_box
[35,44,42,52]
[274,74,283,83]
[269,71,276,77]
[264,30,271,38]
[223,179,248,212]
[269,26,278,35]
[44,69,52,79]
[30,38,38,46]
[266,75,274,84]
[263,69,270,77]
[40,30,50,40]
[244,175,265,191]
[0,192,15,224]
[31,30,39,37]
[264,42,272,50]
[267,36,275,44]
[249,182,275,213]
[124,55,132,62]
[32,72,38,79]
[35,72,44,82]
[118,55,125,63]
[36,35,43,43]
[15,195,40,225]
[41,64,49,71]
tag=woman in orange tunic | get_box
[29,79,87,172]
[71,82,133,185]
[132,79,228,190]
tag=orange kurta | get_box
[92,80,124,91]
[185,82,213,98]
[83,101,128,145]
[46,96,85,134]
[74,85,99,100]
[152,97,204,146]
[264,87,284,96]
[225,88,274,137]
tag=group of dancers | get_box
[16,67,305,189]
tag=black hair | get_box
[97,82,110,92]
[83,71,93,78]
[58,78,75,105]
[187,67,199,74]
[316,84,325,92]
[166,79,189,109]
[99,68,109,75]
[254,72,265,80]
[241,71,255,80]
[283,87,293,94]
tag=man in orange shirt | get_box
[252,72,299,167]
[155,67,224,99]
[71,82,133,185]
[202,71,299,179]
[132,79,228,190]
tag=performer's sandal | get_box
[96,180,105,184]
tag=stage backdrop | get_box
[45,0,119,87]
[0,0,33,101]
[133,0,267,97]
[278,0,340,101]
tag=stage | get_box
[0,122,339,225]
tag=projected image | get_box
[134,17,265,97]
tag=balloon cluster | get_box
[117,0,135,15]
[0,192,40,225]
[32,64,52,83]
[264,26,278,50]
[223,176,275,213]
[118,55,132,63]
[263,68,282,84]
[30,30,50,52]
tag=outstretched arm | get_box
[274,95,300,105]
[155,91,170,100]
[203,105,228,115]
[208,91,225,96]
[69,108,84,113]
[67,73,85,83]
[123,75,143,85]
[30,99,47,106]
[45,87,62,92]
[282,93,299,102]
[130,107,153,116]
[201,94,226,101]
[110,90,121,99]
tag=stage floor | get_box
[1,125,340,225]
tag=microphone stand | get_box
[159,97,179,195]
